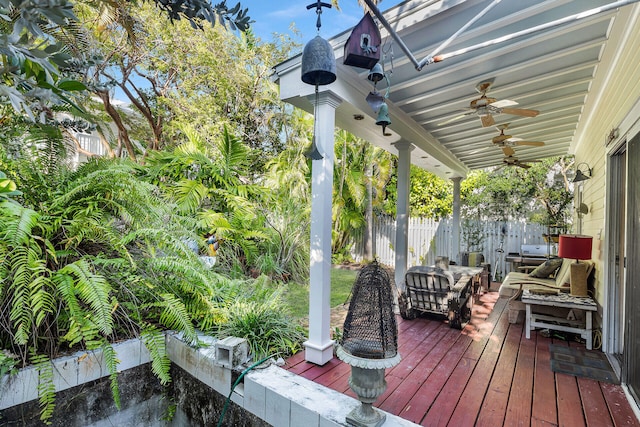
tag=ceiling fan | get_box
[439,79,540,128]
[500,155,541,169]
[492,123,545,156]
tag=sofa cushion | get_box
[498,258,574,298]
[498,273,558,298]
[529,257,564,278]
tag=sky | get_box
[245,0,404,44]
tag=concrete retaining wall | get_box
[1,333,418,427]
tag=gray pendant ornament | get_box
[301,36,337,86]
[301,1,336,160]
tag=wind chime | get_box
[300,0,336,160]
[366,62,391,136]
[344,9,392,136]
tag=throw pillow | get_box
[529,257,564,278]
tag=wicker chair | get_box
[399,266,473,329]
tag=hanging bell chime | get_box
[301,1,336,86]
[301,1,336,159]
[376,102,391,136]
[367,62,384,84]
[301,36,337,86]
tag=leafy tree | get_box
[332,130,392,257]
[73,3,292,163]
[142,124,307,281]
[0,0,251,127]
[383,164,452,219]
[460,155,575,228]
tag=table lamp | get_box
[558,234,593,297]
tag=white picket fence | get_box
[350,216,550,281]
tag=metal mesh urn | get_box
[336,261,401,427]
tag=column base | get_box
[303,339,335,365]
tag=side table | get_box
[521,290,598,349]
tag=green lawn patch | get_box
[285,267,358,319]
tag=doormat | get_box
[549,344,619,384]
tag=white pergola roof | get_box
[273,0,640,179]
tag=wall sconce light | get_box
[573,162,592,183]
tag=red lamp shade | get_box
[558,234,593,260]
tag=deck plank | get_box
[531,335,559,427]
[475,321,523,426]
[399,331,473,423]
[504,324,536,425]
[421,295,507,427]
[386,322,451,381]
[284,291,640,427]
[446,296,511,427]
[578,377,614,427]
[600,382,640,427]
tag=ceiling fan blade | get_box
[491,99,518,108]
[437,115,466,126]
[501,146,515,156]
[517,163,532,169]
[500,107,539,117]
[513,140,545,147]
[437,109,475,126]
[481,114,495,127]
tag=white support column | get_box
[394,141,414,289]
[451,177,462,264]
[305,90,342,365]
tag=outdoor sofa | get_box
[499,257,578,323]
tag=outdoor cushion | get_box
[529,257,564,278]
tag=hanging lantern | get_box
[343,12,381,69]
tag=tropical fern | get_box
[0,201,39,247]
[140,324,172,385]
[31,351,56,424]
[98,340,121,409]
[155,293,196,344]
[1,149,308,423]
[57,260,114,336]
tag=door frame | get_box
[604,97,640,379]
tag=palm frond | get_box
[216,125,250,174]
[100,340,121,409]
[170,178,210,214]
[31,351,56,423]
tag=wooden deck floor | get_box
[285,291,640,426]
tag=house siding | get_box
[573,9,640,305]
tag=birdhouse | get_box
[343,12,381,69]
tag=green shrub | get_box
[218,283,305,360]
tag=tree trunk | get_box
[96,90,137,161]
[364,161,374,260]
